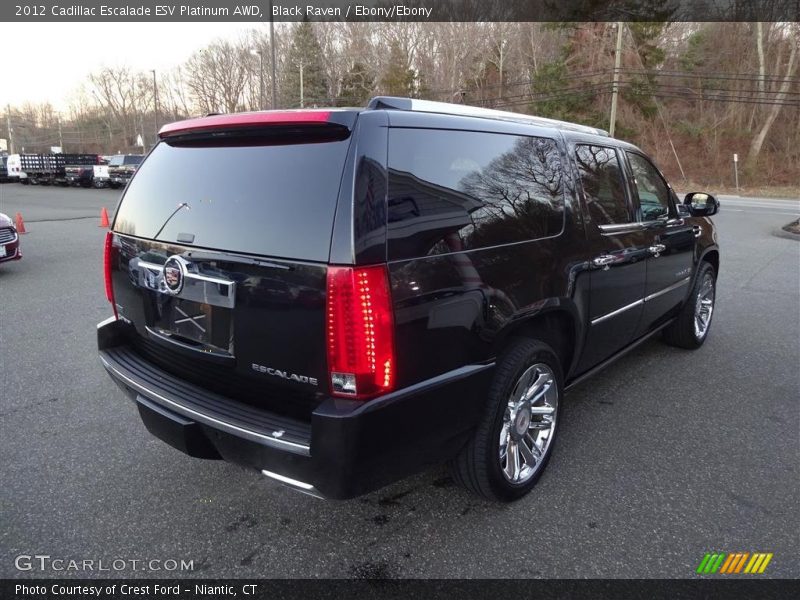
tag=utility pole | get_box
[6,105,14,154]
[251,48,265,109]
[608,22,624,138]
[140,113,146,153]
[270,0,277,109]
[57,116,64,152]
[299,60,304,108]
[258,51,265,109]
[151,69,159,144]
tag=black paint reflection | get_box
[574,145,630,226]
[387,129,564,261]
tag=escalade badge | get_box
[163,257,184,294]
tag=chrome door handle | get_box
[649,244,666,256]
[592,255,615,269]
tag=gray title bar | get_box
[2,1,799,22]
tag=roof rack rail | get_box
[367,96,609,137]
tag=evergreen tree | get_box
[282,21,328,108]
[621,23,667,119]
[337,62,374,107]
[380,41,416,97]
[530,60,601,126]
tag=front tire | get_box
[662,261,716,349]
[449,338,563,502]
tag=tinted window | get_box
[387,129,564,260]
[124,155,144,166]
[626,152,670,221]
[575,145,630,225]
[114,134,350,261]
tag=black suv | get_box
[98,97,720,501]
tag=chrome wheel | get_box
[694,273,715,339]
[499,363,558,484]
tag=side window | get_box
[575,145,630,225]
[387,129,564,260]
[626,152,670,221]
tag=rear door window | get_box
[114,131,351,261]
[574,145,631,225]
[387,128,564,260]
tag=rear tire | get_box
[449,338,563,502]
[662,261,716,349]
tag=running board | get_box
[565,319,675,392]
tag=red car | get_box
[0,213,22,263]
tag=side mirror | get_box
[684,192,719,217]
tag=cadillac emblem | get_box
[163,256,185,294]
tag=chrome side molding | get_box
[643,277,691,302]
[590,298,644,325]
[591,277,691,325]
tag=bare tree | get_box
[747,28,798,166]
[89,66,152,147]
[185,37,254,113]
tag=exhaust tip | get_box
[261,469,324,499]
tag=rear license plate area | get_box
[154,298,234,356]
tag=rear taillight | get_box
[104,231,118,320]
[326,265,395,399]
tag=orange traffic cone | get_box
[99,207,110,228]
[15,212,27,234]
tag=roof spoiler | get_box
[367,96,609,137]
[158,110,357,139]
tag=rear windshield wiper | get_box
[153,202,190,241]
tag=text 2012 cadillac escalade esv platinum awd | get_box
[98,97,720,501]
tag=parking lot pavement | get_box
[1,185,798,579]
[0,183,120,222]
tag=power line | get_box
[619,68,800,84]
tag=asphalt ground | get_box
[1,184,798,579]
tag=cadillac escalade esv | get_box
[98,97,720,501]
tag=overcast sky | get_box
[0,22,259,110]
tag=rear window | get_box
[113,133,351,261]
[124,156,143,165]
